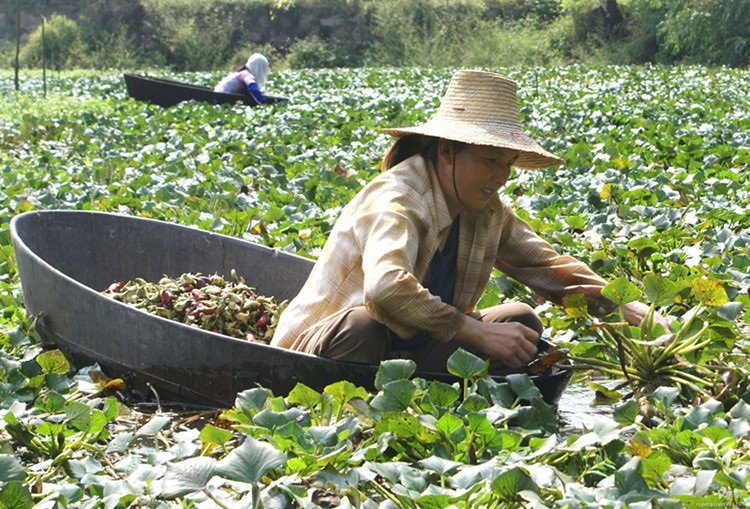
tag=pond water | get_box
[556,381,615,432]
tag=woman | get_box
[272,69,665,372]
[214,53,268,104]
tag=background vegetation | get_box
[1,0,748,72]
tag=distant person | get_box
[214,53,268,104]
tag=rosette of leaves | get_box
[563,274,743,410]
[102,271,287,343]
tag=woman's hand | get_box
[454,318,539,369]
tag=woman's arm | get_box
[494,209,669,328]
[246,82,266,103]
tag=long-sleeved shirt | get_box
[271,153,614,350]
[213,69,266,103]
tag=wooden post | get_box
[14,0,20,91]
[42,17,47,97]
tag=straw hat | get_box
[383,70,563,170]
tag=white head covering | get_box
[383,70,563,170]
[245,53,269,89]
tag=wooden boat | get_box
[123,73,288,108]
[10,210,572,408]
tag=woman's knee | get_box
[479,302,543,336]
[318,307,390,363]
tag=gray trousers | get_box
[292,303,543,374]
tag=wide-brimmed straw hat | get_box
[382,70,563,170]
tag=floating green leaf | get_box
[370,380,416,413]
[446,348,488,379]
[602,276,641,306]
[642,274,678,306]
[35,349,69,375]
[161,456,217,499]
[287,383,322,408]
[200,423,233,448]
[215,437,285,483]
[0,455,25,482]
[490,467,537,501]
[375,359,416,390]
[0,481,33,509]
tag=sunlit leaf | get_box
[639,450,671,484]
[34,391,66,413]
[435,412,467,444]
[446,349,488,379]
[200,423,233,447]
[589,381,623,404]
[324,380,369,406]
[135,415,171,437]
[376,412,421,439]
[0,481,33,509]
[602,276,641,306]
[613,399,639,425]
[161,457,217,499]
[375,359,417,390]
[642,274,678,306]
[562,293,588,319]
[64,401,92,432]
[370,380,416,412]
[287,383,322,408]
[691,278,728,306]
[215,437,285,483]
[426,380,461,408]
[35,349,70,375]
[236,387,269,411]
[418,456,462,476]
[630,441,652,458]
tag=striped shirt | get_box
[271,154,614,350]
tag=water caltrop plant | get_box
[564,273,745,416]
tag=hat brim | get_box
[383,121,564,170]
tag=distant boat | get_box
[11,210,572,409]
[123,73,288,108]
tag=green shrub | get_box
[19,13,85,70]
[286,36,343,69]
[657,0,750,67]
[614,0,666,64]
[526,0,564,22]
[362,0,486,67]
[0,39,15,69]
[140,0,267,71]
[80,25,152,70]
[461,17,569,67]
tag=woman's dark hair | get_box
[381,135,437,172]
[381,135,466,172]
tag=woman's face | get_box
[437,141,519,217]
